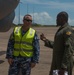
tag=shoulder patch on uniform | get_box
[66,31,71,35]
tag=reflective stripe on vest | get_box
[13,27,35,57]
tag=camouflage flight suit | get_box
[6,29,40,75]
[44,23,74,75]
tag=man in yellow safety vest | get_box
[6,14,40,75]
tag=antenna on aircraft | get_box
[33,4,35,24]
[18,1,20,25]
[18,1,29,25]
[27,3,29,14]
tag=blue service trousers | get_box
[8,57,31,75]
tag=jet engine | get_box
[0,0,20,32]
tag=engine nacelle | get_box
[0,11,15,32]
[0,0,20,32]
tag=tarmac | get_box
[0,27,74,75]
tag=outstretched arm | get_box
[40,33,54,48]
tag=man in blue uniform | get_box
[40,11,74,75]
[6,14,40,75]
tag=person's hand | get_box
[31,63,36,68]
[40,33,46,41]
[58,69,66,75]
[8,58,13,65]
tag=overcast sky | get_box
[13,0,74,26]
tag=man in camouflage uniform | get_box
[40,11,74,75]
[6,14,40,75]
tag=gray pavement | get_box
[0,27,74,75]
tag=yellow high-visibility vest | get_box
[13,27,35,57]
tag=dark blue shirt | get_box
[6,29,40,63]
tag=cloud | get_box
[13,12,55,25]
[21,0,74,10]
[69,18,74,26]
[21,0,39,3]
[13,0,74,26]
[13,16,18,24]
[13,11,74,26]
[13,15,23,25]
[30,12,54,25]
[46,2,74,10]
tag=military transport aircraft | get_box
[0,0,20,32]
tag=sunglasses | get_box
[24,19,32,22]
